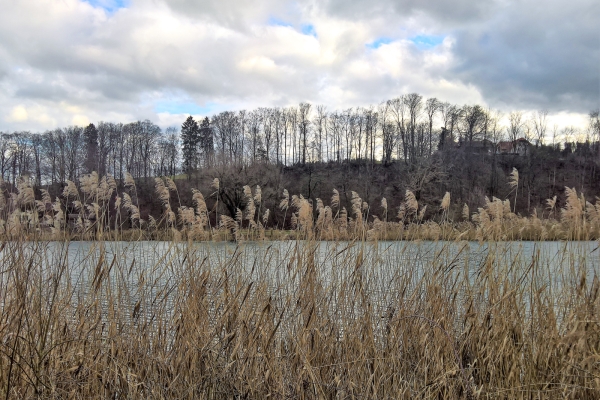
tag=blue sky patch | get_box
[84,0,127,13]
[267,17,293,28]
[301,24,317,37]
[155,101,215,116]
[366,38,393,49]
[409,35,445,50]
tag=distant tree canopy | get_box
[0,95,598,220]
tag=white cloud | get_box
[0,0,596,132]
[8,106,28,122]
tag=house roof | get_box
[497,141,513,152]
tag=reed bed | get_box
[0,238,599,399]
[0,171,599,242]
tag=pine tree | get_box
[181,116,200,177]
[83,123,98,174]
[199,117,214,167]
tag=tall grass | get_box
[1,172,599,242]
[0,238,599,398]
[1,172,599,398]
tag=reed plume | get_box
[509,167,519,212]
[381,197,388,221]
[124,172,135,189]
[331,188,340,210]
[405,190,418,217]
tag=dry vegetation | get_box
[0,168,599,242]
[0,237,599,399]
[0,171,599,399]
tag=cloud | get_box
[450,0,599,113]
[8,106,28,122]
[0,0,596,133]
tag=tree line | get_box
[1,93,599,190]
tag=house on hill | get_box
[457,138,495,154]
[497,138,531,156]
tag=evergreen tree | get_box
[83,123,98,174]
[181,116,200,177]
[199,117,214,167]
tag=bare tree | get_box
[461,105,485,146]
[298,103,311,164]
[532,109,548,147]
[389,97,408,163]
[378,102,394,165]
[424,97,441,155]
[508,111,524,151]
[313,105,327,162]
[404,93,423,163]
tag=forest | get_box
[1,93,599,233]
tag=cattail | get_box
[405,190,418,215]
[279,189,289,211]
[440,192,450,211]
[211,178,220,191]
[381,198,388,215]
[331,189,340,209]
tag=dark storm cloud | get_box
[450,0,599,112]
[323,0,498,25]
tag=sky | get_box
[0,0,598,134]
